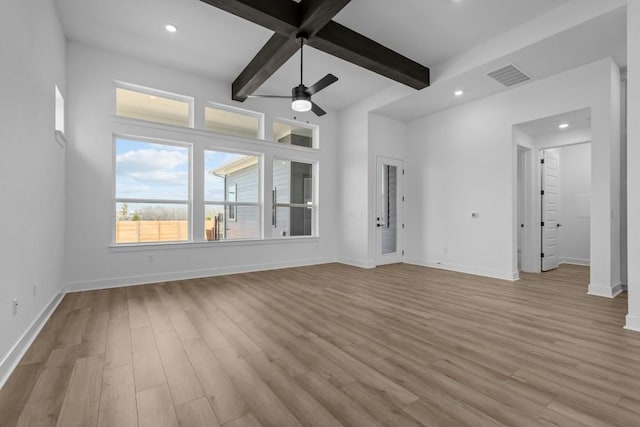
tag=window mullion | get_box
[263,152,274,239]
[192,145,205,242]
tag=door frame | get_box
[375,156,404,266]
[516,141,591,275]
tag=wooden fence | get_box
[116,220,189,243]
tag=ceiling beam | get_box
[308,21,429,90]
[232,34,300,101]
[199,0,299,36]
[229,0,351,101]
[201,0,430,100]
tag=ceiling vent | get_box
[487,64,531,87]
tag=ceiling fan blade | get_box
[247,94,290,99]
[307,74,338,96]
[310,101,327,117]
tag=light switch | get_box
[471,212,479,218]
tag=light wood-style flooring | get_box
[1,263,639,426]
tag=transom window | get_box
[273,120,317,149]
[115,84,193,128]
[205,103,263,139]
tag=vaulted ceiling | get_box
[53,0,624,117]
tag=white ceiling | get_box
[515,108,591,139]
[376,5,627,122]
[53,0,575,113]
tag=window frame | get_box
[109,82,321,248]
[112,134,193,245]
[203,148,263,241]
[114,81,195,128]
[272,117,319,150]
[272,157,317,238]
[204,102,265,140]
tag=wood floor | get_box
[1,263,639,426]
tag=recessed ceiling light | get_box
[165,24,177,33]
[558,123,569,129]
[454,90,464,97]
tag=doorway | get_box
[375,156,404,265]
[540,144,591,271]
[514,108,592,274]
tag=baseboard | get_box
[560,258,590,266]
[624,314,640,332]
[337,258,376,269]
[65,257,337,292]
[587,283,623,298]
[404,258,515,281]
[0,289,65,390]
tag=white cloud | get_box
[117,148,188,174]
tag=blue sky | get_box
[116,138,189,200]
[115,138,252,202]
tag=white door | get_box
[541,149,560,271]
[376,157,403,265]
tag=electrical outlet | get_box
[147,254,154,263]
[12,298,19,316]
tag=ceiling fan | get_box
[248,36,338,117]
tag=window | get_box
[205,104,263,139]
[116,84,192,127]
[114,138,190,243]
[55,85,66,146]
[55,85,65,134]
[205,150,261,241]
[273,159,314,237]
[273,120,316,148]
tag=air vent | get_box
[487,64,531,87]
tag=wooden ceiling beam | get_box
[228,0,351,101]
[308,21,430,90]
[200,0,430,101]
[199,0,299,36]
[232,34,300,101]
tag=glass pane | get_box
[205,107,260,139]
[116,87,190,127]
[273,160,313,206]
[115,138,189,200]
[273,206,312,237]
[273,121,313,148]
[205,205,259,241]
[115,202,188,243]
[205,151,259,203]
[381,165,397,254]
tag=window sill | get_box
[109,236,319,252]
[111,116,321,153]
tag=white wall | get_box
[64,42,338,291]
[557,143,591,265]
[336,86,411,267]
[405,58,621,287]
[0,0,66,383]
[626,2,640,331]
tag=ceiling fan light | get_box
[292,98,312,112]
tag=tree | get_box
[118,203,129,221]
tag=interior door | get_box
[541,149,560,271]
[376,157,403,265]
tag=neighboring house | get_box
[211,156,259,240]
[212,155,312,239]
